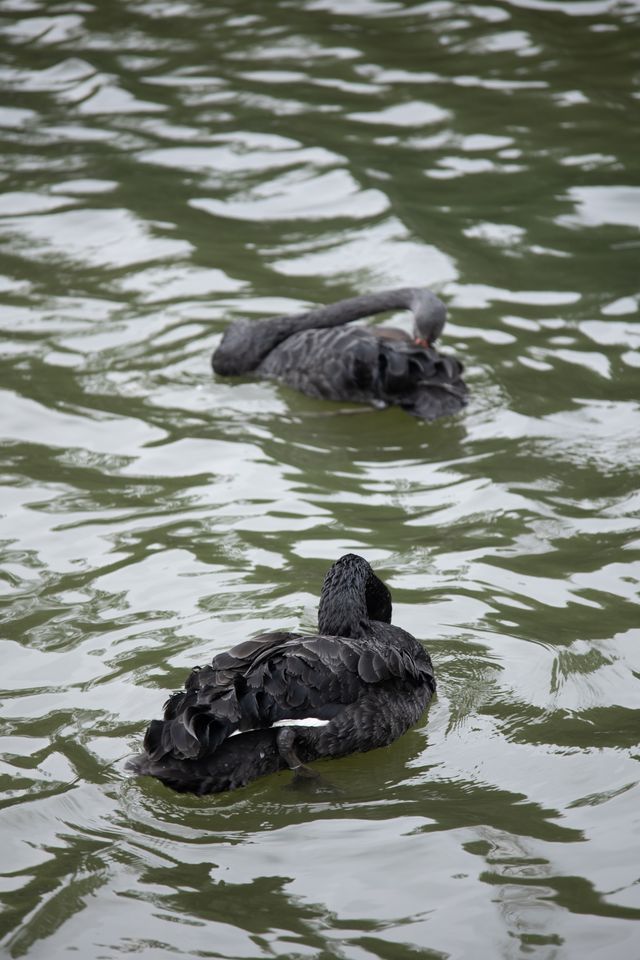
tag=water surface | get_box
[1,1,639,958]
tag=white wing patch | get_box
[229,717,331,738]
[272,717,331,728]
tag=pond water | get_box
[1,1,639,958]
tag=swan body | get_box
[129,554,436,794]
[212,288,467,421]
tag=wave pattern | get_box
[0,1,639,958]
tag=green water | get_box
[1,1,639,958]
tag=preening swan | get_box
[129,554,436,794]
[212,287,467,421]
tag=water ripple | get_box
[1,0,639,957]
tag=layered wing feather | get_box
[256,326,467,418]
[143,625,434,763]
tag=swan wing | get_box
[258,327,467,417]
[143,629,431,762]
[143,631,298,761]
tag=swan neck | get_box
[295,288,422,331]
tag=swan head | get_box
[364,563,392,624]
[318,554,392,636]
[411,290,447,347]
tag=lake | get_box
[0,1,639,958]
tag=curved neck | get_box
[212,287,445,376]
[290,288,434,332]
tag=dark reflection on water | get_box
[1,0,640,957]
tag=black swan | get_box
[129,554,436,794]
[211,287,467,421]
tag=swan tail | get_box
[379,344,468,419]
[402,381,468,421]
[128,728,284,795]
[143,683,245,762]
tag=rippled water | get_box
[1,1,640,957]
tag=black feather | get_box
[129,554,436,794]
[211,288,467,422]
